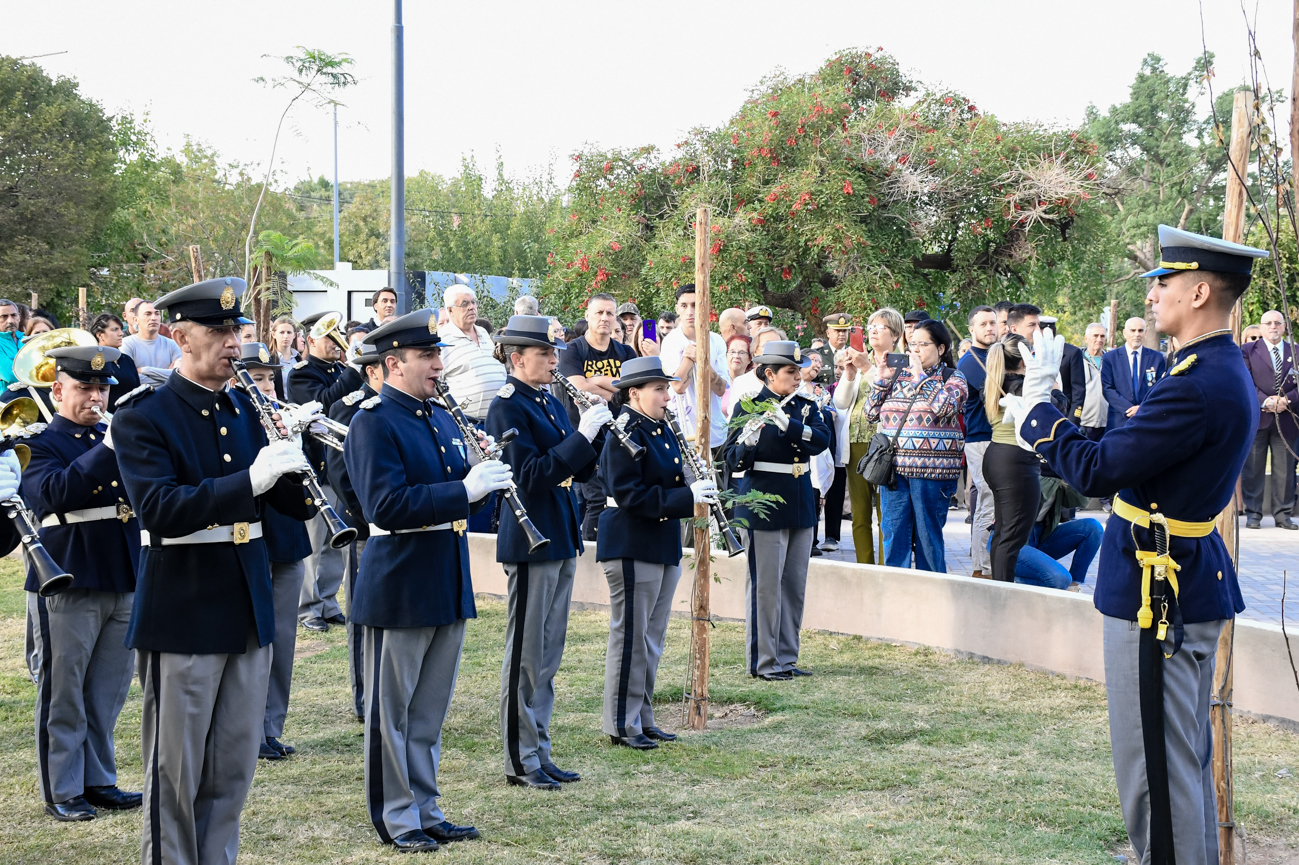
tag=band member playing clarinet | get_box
[345,309,513,852]
[487,315,609,790]
[724,341,829,682]
[599,357,716,749]
[112,278,316,865]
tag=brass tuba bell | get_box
[0,397,41,440]
[13,328,98,389]
[307,311,350,356]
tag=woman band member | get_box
[598,357,717,749]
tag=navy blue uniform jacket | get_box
[724,387,830,530]
[326,384,376,539]
[486,376,599,563]
[344,383,481,629]
[286,355,362,486]
[596,408,695,564]
[1025,332,1254,623]
[1101,345,1167,430]
[113,372,317,654]
[108,354,141,409]
[263,500,312,565]
[20,415,139,594]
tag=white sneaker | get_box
[818,538,840,552]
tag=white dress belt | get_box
[368,521,458,536]
[41,505,130,527]
[141,521,263,547]
[751,460,810,477]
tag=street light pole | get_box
[389,0,408,313]
[333,103,340,266]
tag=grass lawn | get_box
[1,558,1297,864]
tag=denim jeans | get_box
[1012,518,1104,589]
[881,474,957,573]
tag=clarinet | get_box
[231,359,357,550]
[551,373,646,460]
[432,379,550,553]
[663,409,744,557]
[0,434,72,596]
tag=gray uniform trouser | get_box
[1104,615,1224,865]
[343,539,368,719]
[263,560,305,739]
[362,621,466,842]
[139,634,271,865]
[29,589,134,804]
[298,483,344,622]
[500,558,575,776]
[745,527,813,677]
[964,440,995,573]
[600,558,681,737]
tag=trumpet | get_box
[664,409,744,557]
[274,400,348,452]
[550,373,645,460]
[231,360,358,550]
[0,435,73,596]
[432,378,549,553]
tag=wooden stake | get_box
[688,206,712,731]
[77,287,88,329]
[30,292,38,310]
[1212,87,1252,865]
[188,246,205,283]
[1108,300,1119,348]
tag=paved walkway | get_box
[817,507,1299,627]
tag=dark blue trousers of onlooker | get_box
[1010,518,1103,589]
[881,474,957,573]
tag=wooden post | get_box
[188,245,205,283]
[77,287,88,329]
[1108,300,1119,348]
[30,292,38,310]
[687,206,712,731]
[1211,87,1252,865]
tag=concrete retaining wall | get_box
[467,533,1299,728]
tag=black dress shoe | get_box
[325,613,347,625]
[810,546,823,557]
[45,796,96,821]
[643,726,677,742]
[391,829,439,852]
[301,616,329,632]
[539,761,581,782]
[758,672,793,681]
[424,820,480,842]
[1278,519,1299,531]
[789,667,814,677]
[505,768,561,790]
[258,741,284,760]
[83,785,142,810]
[1246,518,1262,529]
[610,733,658,750]
[266,736,295,756]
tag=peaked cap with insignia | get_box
[153,277,252,327]
[46,345,122,385]
[752,339,812,368]
[1140,224,1270,279]
[237,342,277,369]
[361,309,449,351]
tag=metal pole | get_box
[389,0,408,313]
[333,103,340,266]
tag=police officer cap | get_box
[823,313,852,329]
[237,342,277,369]
[1140,224,1270,279]
[350,348,384,368]
[46,345,122,386]
[903,309,928,323]
[361,309,449,351]
[745,305,774,322]
[493,315,566,350]
[612,356,680,389]
[153,277,252,327]
[752,340,812,368]
[298,310,336,329]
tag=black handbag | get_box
[855,382,924,489]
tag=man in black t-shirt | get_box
[557,293,637,540]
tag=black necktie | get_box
[1274,345,1285,397]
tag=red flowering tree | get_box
[545,47,1109,333]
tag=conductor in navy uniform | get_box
[487,315,610,790]
[21,346,142,821]
[1001,225,1269,865]
[344,309,513,853]
[111,278,316,865]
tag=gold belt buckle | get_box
[452,519,467,536]
[116,503,134,523]
[233,522,250,545]
[559,477,573,489]
[791,464,808,478]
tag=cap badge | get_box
[258,346,270,363]
[220,284,236,310]
[428,314,438,334]
[793,345,801,362]
[90,352,105,371]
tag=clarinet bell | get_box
[621,434,646,461]
[721,525,745,558]
[30,540,73,596]
[321,503,359,549]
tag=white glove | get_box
[690,479,719,505]
[249,439,311,496]
[102,422,114,451]
[998,395,1035,452]
[463,459,513,503]
[0,449,21,500]
[1021,327,1065,412]
[279,400,324,436]
[741,423,762,447]
[771,409,790,432]
[577,403,614,442]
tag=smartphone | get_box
[849,326,865,352]
[886,352,910,369]
[642,319,657,343]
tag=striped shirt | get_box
[865,365,967,481]
[437,321,507,420]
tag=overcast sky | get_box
[3,0,1292,188]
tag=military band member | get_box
[232,343,314,761]
[327,348,385,721]
[21,346,141,821]
[723,341,830,681]
[598,357,715,749]
[287,309,362,633]
[345,309,512,852]
[487,315,611,789]
[1004,226,1268,865]
[112,278,316,865]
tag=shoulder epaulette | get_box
[341,389,366,406]
[293,360,309,370]
[359,395,382,410]
[497,383,515,399]
[1169,354,1198,376]
[114,384,153,409]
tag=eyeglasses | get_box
[909,340,935,349]
[866,324,891,332]
[726,350,750,358]
[450,300,477,309]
